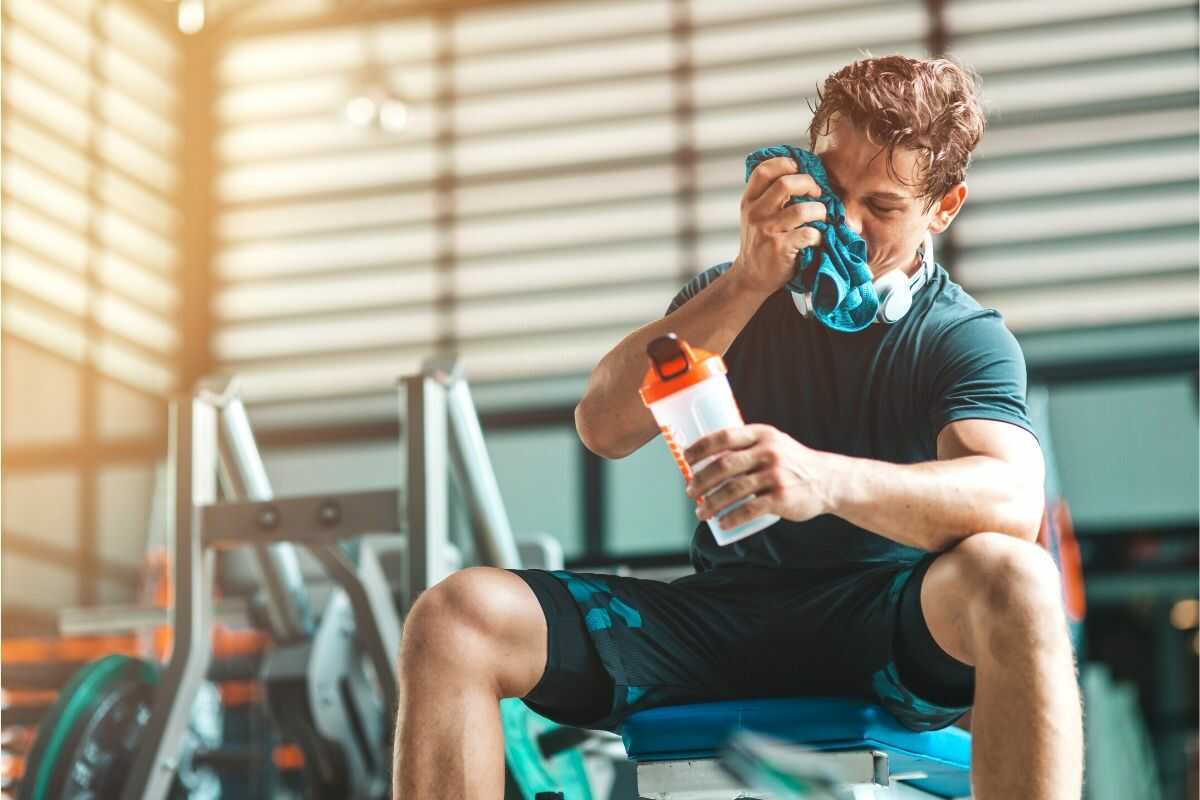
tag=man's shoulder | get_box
[666,262,734,315]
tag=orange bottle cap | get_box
[639,334,727,405]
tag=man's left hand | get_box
[683,424,835,526]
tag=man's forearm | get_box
[577,266,771,459]
[821,452,1045,551]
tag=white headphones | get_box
[791,232,936,325]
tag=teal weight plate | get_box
[19,654,159,800]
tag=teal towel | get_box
[744,146,878,332]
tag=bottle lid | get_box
[638,333,727,405]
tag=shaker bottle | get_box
[638,333,779,546]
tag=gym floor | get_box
[1,1,1197,799]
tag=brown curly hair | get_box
[808,55,986,210]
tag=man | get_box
[395,56,1083,800]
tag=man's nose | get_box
[841,202,865,235]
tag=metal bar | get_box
[205,381,313,643]
[125,396,217,800]
[58,598,253,637]
[445,370,522,570]
[582,445,606,561]
[201,489,401,548]
[306,540,401,716]
[404,369,450,607]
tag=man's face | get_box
[813,117,964,278]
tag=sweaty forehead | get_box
[812,121,922,199]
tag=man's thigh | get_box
[509,564,918,732]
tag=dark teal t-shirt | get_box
[665,262,1036,571]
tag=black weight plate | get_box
[18,655,159,800]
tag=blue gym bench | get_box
[621,697,972,799]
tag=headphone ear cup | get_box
[873,269,913,324]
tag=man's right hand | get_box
[730,156,827,296]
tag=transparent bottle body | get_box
[646,376,779,545]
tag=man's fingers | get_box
[684,426,757,468]
[743,156,799,208]
[687,447,768,499]
[749,173,823,220]
[765,201,827,234]
[697,470,774,518]
[786,225,822,252]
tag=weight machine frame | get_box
[121,357,528,800]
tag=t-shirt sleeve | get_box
[665,262,733,316]
[927,311,1037,439]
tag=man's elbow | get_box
[1001,483,1046,543]
[575,400,623,460]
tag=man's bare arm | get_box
[576,156,829,459]
[575,268,771,459]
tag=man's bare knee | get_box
[947,534,1068,662]
[399,567,548,698]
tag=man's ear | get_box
[928,183,967,234]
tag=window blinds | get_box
[947,0,1199,330]
[2,0,182,397]
[215,0,1197,420]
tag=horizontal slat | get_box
[3,117,91,190]
[2,203,90,275]
[93,291,178,355]
[453,115,676,177]
[452,240,682,299]
[453,196,680,258]
[219,64,438,126]
[219,18,437,86]
[2,249,90,318]
[96,251,178,314]
[101,40,177,111]
[955,186,1198,247]
[2,248,177,357]
[216,224,439,280]
[979,273,1199,332]
[3,154,179,272]
[690,0,883,25]
[91,336,176,395]
[4,238,177,318]
[214,306,440,362]
[4,26,177,150]
[218,189,436,242]
[216,268,440,321]
[3,159,92,231]
[4,71,94,150]
[231,349,431,403]
[691,4,925,66]
[231,327,626,403]
[454,283,672,340]
[455,75,673,138]
[968,139,1198,202]
[980,54,1198,117]
[452,0,670,54]
[5,0,93,66]
[452,34,673,96]
[100,3,177,73]
[957,230,1198,290]
[951,7,1198,73]
[2,296,88,364]
[97,125,177,196]
[219,145,437,204]
[219,106,438,164]
[978,108,1198,159]
[946,0,1191,34]
[693,104,815,152]
[456,162,675,219]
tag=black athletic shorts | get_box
[511,554,973,733]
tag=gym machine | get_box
[19,357,604,800]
